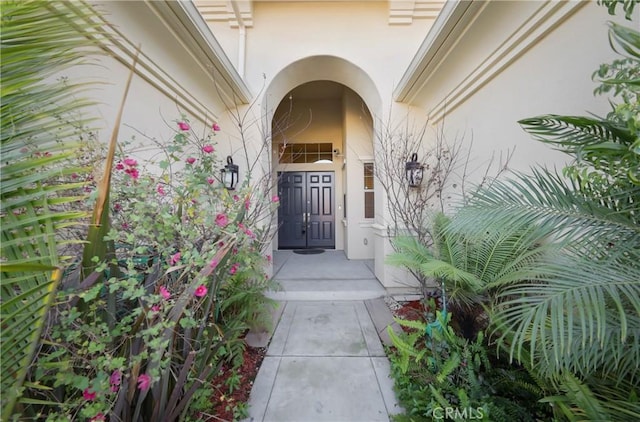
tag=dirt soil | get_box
[392,300,427,323]
[205,345,267,422]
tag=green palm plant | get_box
[387,213,549,312]
[450,170,640,372]
[390,170,639,420]
[448,14,640,397]
[388,12,640,420]
[0,1,104,417]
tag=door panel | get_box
[307,172,334,248]
[278,171,335,249]
[278,172,306,249]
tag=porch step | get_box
[266,278,386,301]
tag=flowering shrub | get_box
[27,117,278,421]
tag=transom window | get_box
[279,142,333,164]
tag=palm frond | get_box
[387,234,483,306]
[454,168,639,247]
[441,166,638,398]
[0,1,104,416]
[491,251,640,378]
[608,21,640,59]
[519,115,634,152]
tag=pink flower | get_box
[266,255,272,263]
[115,162,125,170]
[186,157,196,165]
[245,200,250,210]
[170,252,181,265]
[71,173,78,180]
[272,195,280,203]
[83,388,96,401]
[137,373,151,391]
[194,284,208,297]
[178,122,190,131]
[245,229,255,239]
[210,259,218,268]
[215,213,228,227]
[90,413,105,422]
[123,158,138,167]
[202,144,214,154]
[114,203,122,212]
[212,123,221,131]
[157,184,165,196]
[207,177,215,184]
[125,168,139,180]
[151,304,161,312]
[229,263,240,275]
[110,370,122,392]
[159,286,171,300]
[233,195,240,202]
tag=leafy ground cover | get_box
[388,299,553,422]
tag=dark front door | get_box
[278,171,335,249]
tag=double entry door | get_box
[278,171,335,249]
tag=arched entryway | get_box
[263,56,380,260]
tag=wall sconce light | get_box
[405,152,424,188]
[221,155,239,190]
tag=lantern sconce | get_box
[405,152,424,188]
[221,155,239,190]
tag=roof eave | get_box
[393,0,485,104]
[146,0,252,105]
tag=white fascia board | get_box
[393,0,484,103]
[146,0,252,104]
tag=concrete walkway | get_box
[244,251,403,422]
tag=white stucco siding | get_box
[343,90,375,259]
[79,1,244,165]
[404,1,635,193]
[245,1,434,105]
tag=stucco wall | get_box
[84,1,238,164]
[343,90,376,259]
[406,1,635,203]
[246,1,434,105]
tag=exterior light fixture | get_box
[221,156,239,190]
[405,153,424,188]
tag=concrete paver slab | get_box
[247,356,281,421]
[371,357,404,417]
[248,301,401,422]
[273,251,375,280]
[246,252,402,422]
[281,302,368,357]
[364,298,404,348]
[263,356,390,422]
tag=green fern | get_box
[435,353,460,384]
[394,317,428,332]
